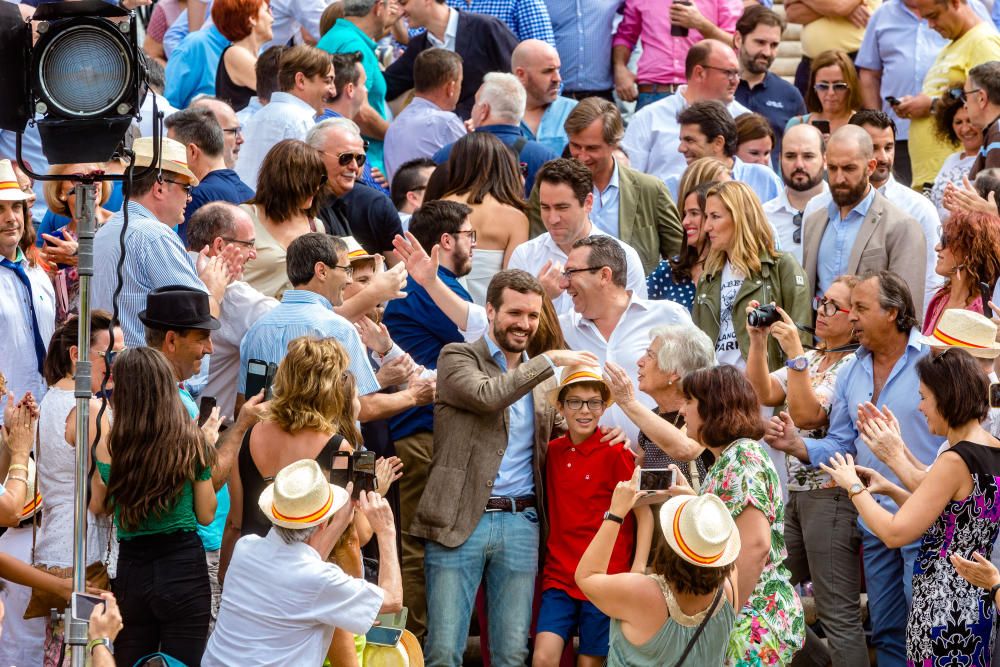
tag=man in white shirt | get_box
[558,236,691,442]
[762,123,829,264]
[620,39,750,186]
[186,203,278,417]
[236,45,336,189]
[204,459,402,666]
[509,159,646,314]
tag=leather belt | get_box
[485,496,536,513]
[637,83,681,94]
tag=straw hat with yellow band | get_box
[343,236,377,264]
[917,309,1000,359]
[546,365,615,408]
[130,136,199,186]
[5,457,43,522]
[0,159,31,202]
[660,493,740,567]
[258,459,349,530]
[362,629,424,667]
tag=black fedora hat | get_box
[139,285,221,331]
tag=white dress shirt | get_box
[762,182,829,265]
[236,92,319,190]
[263,0,331,49]
[427,7,460,50]
[559,295,693,443]
[203,530,384,667]
[620,86,750,186]
[507,225,648,314]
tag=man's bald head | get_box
[783,123,825,152]
[827,124,874,161]
[780,123,826,191]
[511,39,562,106]
[686,39,740,103]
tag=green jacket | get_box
[526,163,683,274]
[692,250,813,371]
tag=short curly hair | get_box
[933,91,966,146]
[939,211,1000,302]
[212,0,268,42]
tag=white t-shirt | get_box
[715,261,745,368]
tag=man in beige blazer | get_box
[409,269,597,667]
[802,126,927,316]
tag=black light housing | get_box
[0,0,144,164]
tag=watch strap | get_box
[87,638,113,656]
[990,582,1000,604]
[848,483,867,500]
[603,511,624,524]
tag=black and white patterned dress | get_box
[906,441,1000,666]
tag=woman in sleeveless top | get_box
[241,140,329,298]
[431,133,528,306]
[823,348,1000,666]
[35,312,120,666]
[577,471,740,667]
[212,0,273,112]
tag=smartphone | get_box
[366,626,404,646]
[329,450,352,490]
[981,282,993,320]
[640,468,676,491]
[885,96,901,106]
[670,0,691,37]
[990,383,1000,409]
[245,359,277,400]
[198,396,216,427]
[353,450,377,497]
[71,592,105,622]
[811,119,831,134]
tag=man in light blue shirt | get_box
[768,271,942,666]
[164,24,230,109]
[543,0,619,98]
[815,183,875,298]
[513,39,578,156]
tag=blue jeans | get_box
[424,508,540,667]
[861,525,919,666]
[636,91,673,110]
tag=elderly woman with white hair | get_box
[603,323,716,488]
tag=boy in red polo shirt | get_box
[533,366,652,667]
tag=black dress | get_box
[215,46,256,112]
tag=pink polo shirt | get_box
[612,0,743,85]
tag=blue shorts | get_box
[535,587,611,657]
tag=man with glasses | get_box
[308,118,403,264]
[192,97,246,170]
[763,123,828,263]
[165,108,255,246]
[558,236,691,443]
[621,39,750,187]
[964,62,1000,179]
[612,0,742,110]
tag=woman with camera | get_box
[88,347,219,667]
[575,469,740,667]
[822,348,1000,666]
[667,365,804,664]
[745,275,869,665]
[691,181,812,372]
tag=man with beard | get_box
[512,39,578,155]
[734,6,806,168]
[380,199,477,642]
[762,123,828,263]
[801,125,928,314]
[558,236,691,444]
[410,268,598,666]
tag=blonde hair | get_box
[267,337,362,446]
[704,181,777,276]
[43,164,113,218]
[678,157,729,210]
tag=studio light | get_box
[0,0,144,164]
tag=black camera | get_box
[747,304,781,328]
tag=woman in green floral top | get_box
[668,365,804,666]
[745,276,868,664]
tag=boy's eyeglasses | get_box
[561,398,607,411]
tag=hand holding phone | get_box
[885,96,901,106]
[640,468,676,491]
[71,592,106,622]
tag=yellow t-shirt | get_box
[910,22,1000,187]
[801,0,882,58]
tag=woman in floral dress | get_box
[823,348,1000,666]
[668,365,804,666]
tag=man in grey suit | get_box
[802,125,927,316]
[409,269,597,667]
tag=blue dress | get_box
[906,441,1000,666]
[646,260,695,310]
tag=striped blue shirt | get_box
[92,201,206,347]
[446,0,555,44]
[238,289,380,397]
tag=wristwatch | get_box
[990,582,1000,607]
[785,355,809,372]
[848,482,867,500]
[88,638,114,656]
[603,511,624,525]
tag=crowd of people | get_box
[4,0,1000,664]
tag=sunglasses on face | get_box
[814,82,850,93]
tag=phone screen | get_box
[198,396,216,427]
[811,120,831,134]
[353,450,377,497]
[366,626,404,646]
[245,360,269,399]
[71,592,105,621]
[990,383,1000,409]
[640,468,676,491]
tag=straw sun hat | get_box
[660,494,741,567]
[258,459,349,529]
[918,309,1000,359]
